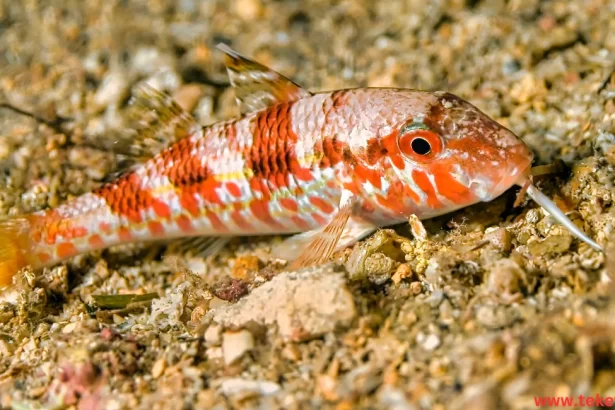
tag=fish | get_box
[0,44,602,286]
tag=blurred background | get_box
[0,0,614,409]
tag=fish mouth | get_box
[471,153,533,202]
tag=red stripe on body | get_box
[244,102,304,229]
[148,221,165,236]
[95,173,154,224]
[57,242,78,259]
[88,234,105,248]
[176,214,194,233]
[309,196,335,214]
[291,215,311,230]
[432,166,475,204]
[279,197,298,212]
[226,182,242,198]
[231,207,253,230]
[37,252,52,264]
[411,170,443,209]
[118,227,133,242]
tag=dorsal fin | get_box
[216,43,312,114]
[124,84,201,161]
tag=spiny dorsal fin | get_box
[216,43,312,114]
[125,83,201,161]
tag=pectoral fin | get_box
[272,192,377,269]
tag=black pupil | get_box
[411,138,431,155]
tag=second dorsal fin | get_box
[216,43,312,114]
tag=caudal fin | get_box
[0,217,33,287]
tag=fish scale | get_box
[0,45,602,287]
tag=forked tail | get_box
[0,217,35,287]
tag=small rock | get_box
[527,228,573,256]
[222,329,254,365]
[391,264,413,285]
[484,227,512,253]
[317,374,339,401]
[345,230,404,281]
[476,305,517,329]
[509,72,547,104]
[212,278,249,302]
[231,255,261,281]
[0,340,13,357]
[485,259,526,297]
[93,70,129,109]
[218,378,280,398]
[410,281,422,295]
[99,328,116,341]
[132,47,174,76]
[208,265,356,341]
[62,322,78,334]
[282,344,301,362]
[149,282,190,330]
[421,334,441,351]
[233,0,263,20]
[206,347,223,361]
[408,214,428,240]
[151,358,166,379]
[172,84,204,112]
[0,307,14,324]
[379,385,415,410]
[204,325,222,346]
[365,253,398,285]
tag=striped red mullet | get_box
[0,44,602,285]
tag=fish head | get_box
[366,90,534,217]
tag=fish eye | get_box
[410,137,431,155]
[398,126,443,162]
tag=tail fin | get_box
[0,217,33,287]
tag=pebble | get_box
[421,334,441,352]
[484,227,512,253]
[206,347,223,361]
[204,324,222,346]
[408,214,428,241]
[391,264,413,285]
[217,378,280,398]
[172,84,204,112]
[410,281,423,295]
[379,385,416,410]
[222,329,255,365]
[208,265,356,341]
[151,358,166,379]
[282,344,302,362]
[476,305,517,329]
[231,255,261,281]
[93,70,129,109]
[527,228,573,256]
[62,322,78,334]
[233,0,263,20]
[365,253,398,285]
